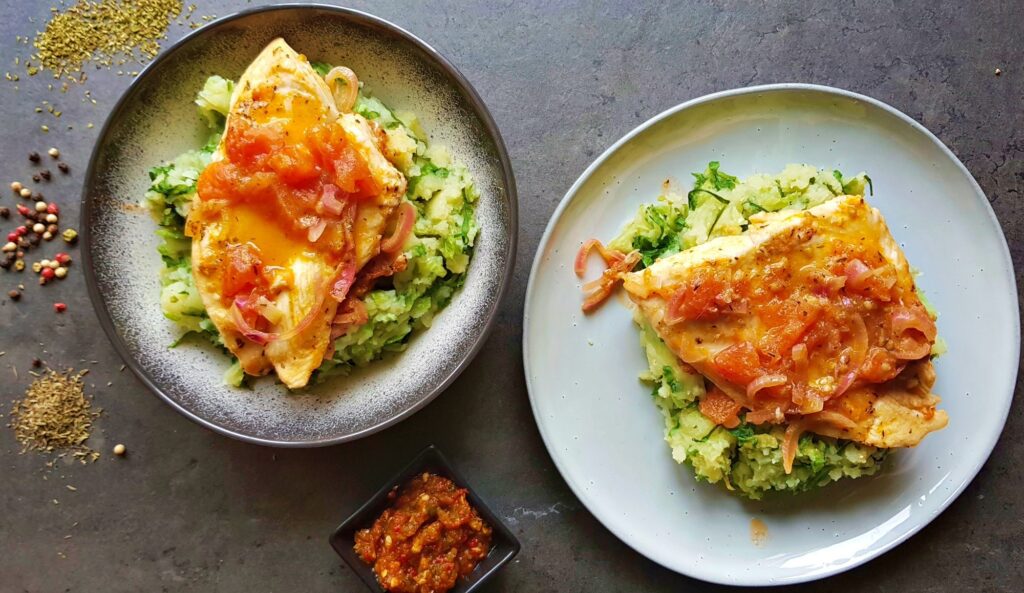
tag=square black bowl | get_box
[330,445,521,592]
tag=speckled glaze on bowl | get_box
[82,5,516,446]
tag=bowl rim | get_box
[521,82,1020,584]
[80,3,518,447]
[329,444,521,592]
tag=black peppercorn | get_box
[40,170,51,181]
[8,289,20,300]
[58,163,69,174]
[0,207,9,219]
[28,234,40,246]
[28,152,40,163]
[31,358,41,367]
[32,174,40,183]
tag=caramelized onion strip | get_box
[231,286,330,346]
[579,250,640,313]
[781,420,807,474]
[746,373,788,400]
[890,306,937,360]
[574,239,625,278]
[381,202,416,254]
[325,66,359,113]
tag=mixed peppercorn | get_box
[2,147,78,309]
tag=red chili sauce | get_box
[354,473,492,593]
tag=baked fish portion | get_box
[623,195,947,451]
[187,38,406,388]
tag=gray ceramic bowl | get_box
[82,5,516,446]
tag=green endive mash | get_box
[610,163,891,499]
[144,73,478,387]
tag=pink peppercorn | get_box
[54,252,71,265]
[46,203,59,215]
[53,302,66,313]
[41,267,55,280]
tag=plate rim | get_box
[80,3,518,448]
[522,82,1020,585]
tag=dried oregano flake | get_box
[33,0,184,78]
[9,369,101,461]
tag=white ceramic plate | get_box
[523,84,1018,585]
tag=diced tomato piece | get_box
[195,161,233,202]
[333,152,376,197]
[757,299,821,357]
[668,270,726,322]
[224,119,284,163]
[332,150,361,193]
[268,144,318,186]
[712,341,763,385]
[699,387,742,428]
[222,243,263,298]
[859,346,903,383]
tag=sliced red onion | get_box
[890,306,936,359]
[844,258,873,290]
[891,306,937,341]
[231,287,329,346]
[833,371,858,398]
[381,202,416,254]
[781,420,807,474]
[574,238,625,278]
[746,373,788,400]
[324,66,359,113]
[330,261,357,302]
[319,184,344,216]
[580,251,640,313]
[330,299,368,339]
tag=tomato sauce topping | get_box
[666,229,936,427]
[354,473,492,593]
[196,109,378,304]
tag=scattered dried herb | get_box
[33,0,184,78]
[9,369,100,461]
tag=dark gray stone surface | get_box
[1,1,1021,591]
